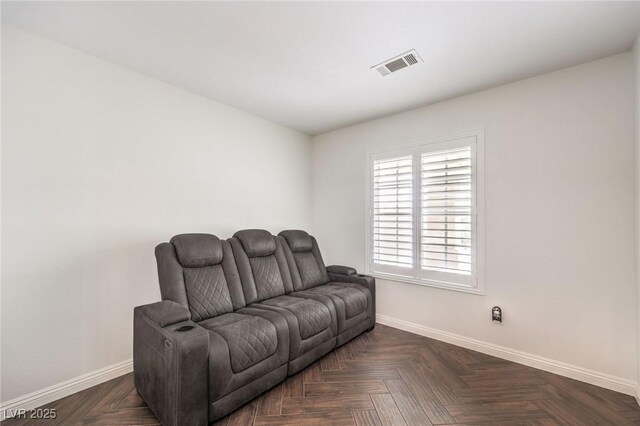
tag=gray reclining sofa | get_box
[133,229,375,425]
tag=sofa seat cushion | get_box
[198,308,289,403]
[304,283,368,318]
[252,295,337,363]
[257,295,330,339]
[200,313,278,373]
[293,282,372,335]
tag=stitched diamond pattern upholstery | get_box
[293,252,326,289]
[139,230,376,424]
[208,315,278,373]
[307,284,368,318]
[293,298,332,339]
[249,255,286,301]
[259,296,331,339]
[184,265,233,321]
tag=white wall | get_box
[1,26,312,403]
[3,23,638,408]
[312,53,637,384]
[635,32,640,400]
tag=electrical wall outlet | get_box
[492,306,502,323]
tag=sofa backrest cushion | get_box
[230,229,294,304]
[280,230,313,253]
[235,229,277,257]
[279,230,330,291]
[155,233,246,322]
[172,233,223,267]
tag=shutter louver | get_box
[372,155,413,269]
[421,147,472,275]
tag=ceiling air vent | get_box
[372,49,422,77]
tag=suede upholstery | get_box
[326,264,357,276]
[279,230,376,340]
[134,305,209,426]
[329,272,377,322]
[279,229,313,252]
[279,232,330,290]
[199,307,289,402]
[235,229,277,257]
[137,233,289,424]
[134,230,375,424]
[171,233,224,267]
[230,230,337,374]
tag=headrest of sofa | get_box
[279,230,313,253]
[170,233,223,267]
[234,229,277,257]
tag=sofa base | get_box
[288,337,336,376]
[210,317,373,421]
[209,364,288,421]
[336,317,375,347]
[207,320,375,420]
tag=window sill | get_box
[368,272,485,295]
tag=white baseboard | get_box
[0,358,133,420]
[376,314,638,397]
[2,318,638,419]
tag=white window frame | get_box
[365,130,485,295]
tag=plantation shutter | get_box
[372,155,413,270]
[421,147,472,275]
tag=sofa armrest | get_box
[326,265,357,276]
[141,300,191,326]
[345,273,376,306]
[134,301,209,426]
[327,267,376,324]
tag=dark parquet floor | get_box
[3,324,640,425]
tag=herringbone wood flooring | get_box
[3,324,640,425]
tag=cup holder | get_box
[175,325,193,332]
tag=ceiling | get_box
[3,1,639,135]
